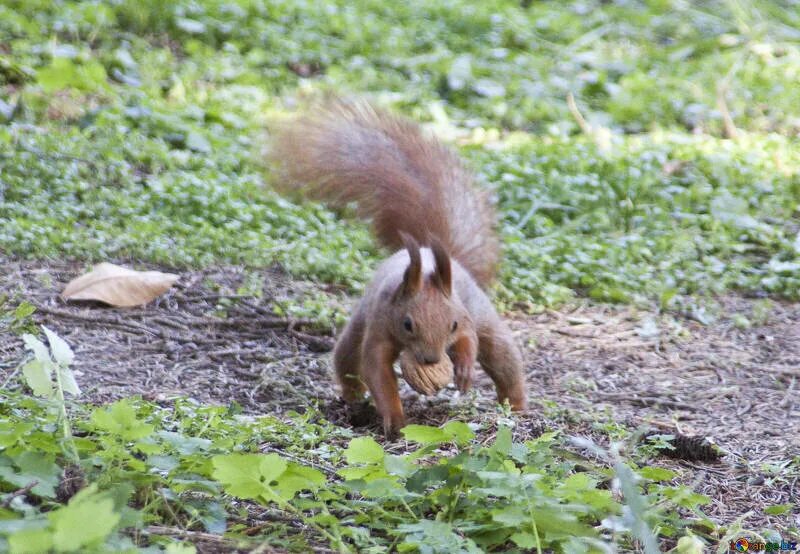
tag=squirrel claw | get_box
[454,364,474,393]
[383,417,405,441]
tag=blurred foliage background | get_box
[1,0,799,308]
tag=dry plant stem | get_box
[566,91,592,135]
[1,480,39,508]
[716,83,738,139]
[0,362,23,389]
[145,525,238,546]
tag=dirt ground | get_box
[1,257,798,538]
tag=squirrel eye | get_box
[451,320,458,332]
[403,316,413,333]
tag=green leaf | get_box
[764,503,792,515]
[156,431,212,455]
[211,453,286,501]
[397,520,481,554]
[638,466,677,482]
[510,531,537,549]
[273,463,326,500]
[344,436,385,464]
[492,425,512,456]
[49,484,121,551]
[492,506,527,526]
[91,400,154,440]
[384,454,414,477]
[401,425,449,445]
[37,58,78,93]
[22,334,51,363]
[337,467,374,481]
[0,423,33,449]
[81,61,107,88]
[57,365,81,396]
[675,534,706,554]
[166,543,197,554]
[442,421,474,444]
[36,57,107,92]
[13,302,35,320]
[8,528,53,554]
[360,477,405,499]
[185,131,211,153]
[42,326,74,367]
[21,360,53,397]
[0,517,49,537]
[4,452,61,498]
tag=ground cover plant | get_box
[1,0,799,552]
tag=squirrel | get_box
[268,98,527,436]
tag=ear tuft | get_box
[430,238,452,297]
[397,231,422,298]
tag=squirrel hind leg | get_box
[477,320,528,411]
[333,317,367,403]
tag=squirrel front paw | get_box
[453,362,475,393]
[382,413,406,440]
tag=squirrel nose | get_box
[421,354,440,365]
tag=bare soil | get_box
[1,257,798,539]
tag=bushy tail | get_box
[267,98,499,288]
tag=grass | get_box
[1,0,800,551]
[1,0,799,308]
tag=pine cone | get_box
[643,431,722,462]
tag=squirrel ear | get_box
[397,231,422,298]
[430,239,452,297]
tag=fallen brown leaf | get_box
[61,263,179,307]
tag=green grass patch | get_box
[2,0,800,306]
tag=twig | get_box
[179,293,255,302]
[36,304,314,333]
[207,347,283,358]
[567,92,592,135]
[716,82,738,139]
[1,480,39,508]
[515,201,577,231]
[715,49,747,139]
[260,444,338,478]
[760,366,800,379]
[180,315,313,329]
[15,144,104,168]
[592,391,698,411]
[554,327,598,338]
[290,330,334,352]
[34,305,164,337]
[779,377,795,409]
[145,525,234,545]
[0,359,24,389]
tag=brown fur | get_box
[268,98,527,436]
[268,97,499,287]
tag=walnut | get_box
[399,350,453,396]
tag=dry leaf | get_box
[399,350,453,396]
[62,263,179,307]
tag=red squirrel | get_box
[269,98,527,436]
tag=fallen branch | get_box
[1,480,39,508]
